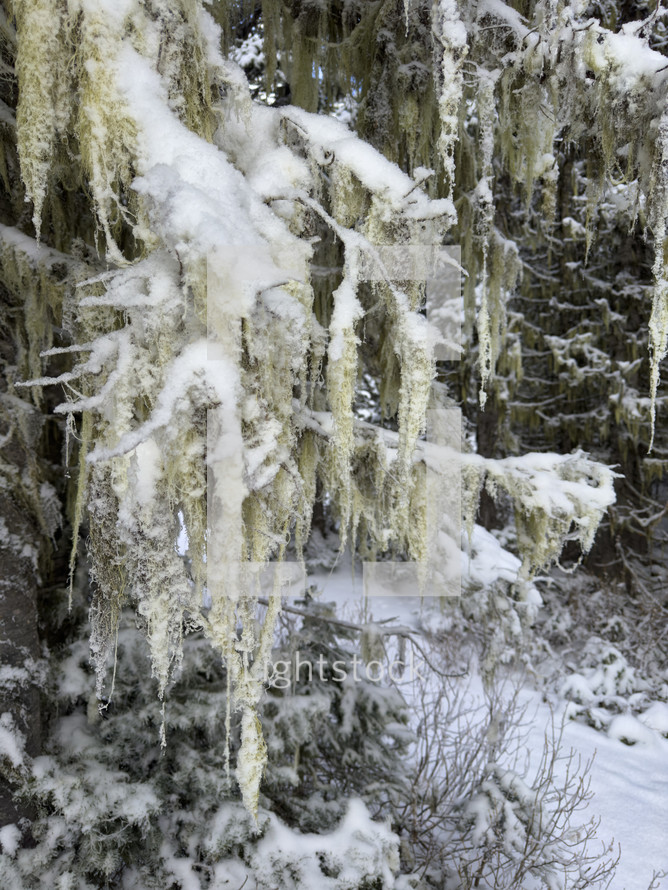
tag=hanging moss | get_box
[12,0,68,239]
[8,0,660,819]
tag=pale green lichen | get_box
[432,0,467,199]
[7,0,641,822]
[12,0,68,239]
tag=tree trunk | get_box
[0,324,43,825]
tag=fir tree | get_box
[0,0,665,887]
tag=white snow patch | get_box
[638,702,668,737]
[0,824,21,857]
[608,713,660,747]
[0,713,25,768]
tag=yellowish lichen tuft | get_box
[12,0,68,239]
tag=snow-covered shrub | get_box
[261,597,413,831]
[455,747,617,890]
[535,571,667,737]
[0,593,417,889]
[381,627,618,890]
[455,524,543,683]
[561,638,650,732]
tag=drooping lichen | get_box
[7,0,645,820]
[12,0,68,239]
[432,0,467,199]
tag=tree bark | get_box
[0,323,43,825]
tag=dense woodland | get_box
[0,0,667,887]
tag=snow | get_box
[0,222,73,272]
[598,29,668,90]
[57,641,92,702]
[199,798,401,889]
[561,672,597,705]
[0,825,21,857]
[478,0,529,37]
[608,714,660,747]
[0,713,25,769]
[253,798,399,887]
[280,106,454,220]
[465,524,538,593]
[549,712,668,889]
[7,2,667,882]
[161,848,201,890]
[53,714,100,756]
[115,45,284,268]
[484,450,617,522]
[638,702,668,736]
[132,439,163,508]
[282,108,408,195]
[0,665,30,691]
[86,340,210,461]
[328,278,363,363]
[75,0,135,21]
[195,1,225,70]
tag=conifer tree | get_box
[0,0,665,886]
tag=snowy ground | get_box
[305,547,668,890]
[554,715,668,890]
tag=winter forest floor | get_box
[308,540,668,890]
[4,523,666,888]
